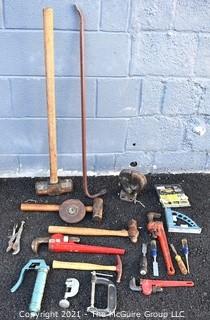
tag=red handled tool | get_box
[32,233,125,255]
[147,212,175,275]
[130,278,194,296]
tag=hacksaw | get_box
[165,208,202,234]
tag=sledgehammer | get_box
[35,8,73,196]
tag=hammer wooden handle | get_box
[43,8,58,184]
[52,260,116,271]
[48,226,129,237]
[21,203,60,212]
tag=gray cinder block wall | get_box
[0,0,209,176]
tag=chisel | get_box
[181,238,190,274]
[151,240,159,277]
[170,243,187,275]
[139,243,148,275]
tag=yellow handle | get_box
[175,255,188,275]
[43,7,58,184]
[52,260,116,271]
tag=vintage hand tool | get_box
[32,233,125,255]
[151,240,159,277]
[165,208,202,234]
[52,255,122,283]
[119,169,147,205]
[87,271,117,317]
[6,221,25,255]
[59,278,80,309]
[35,8,73,196]
[170,243,187,275]
[139,243,148,276]
[147,212,175,275]
[11,259,50,317]
[48,219,139,243]
[129,277,194,296]
[181,238,190,273]
[21,197,103,223]
[75,5,106,199]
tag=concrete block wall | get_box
[0,0,209,176]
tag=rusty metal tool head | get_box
[48,218,140,244]
[21,197,104,224]
[52,255,123,282]
[119,169,147,203]
[74,4,106,199]
[35,8,73,196]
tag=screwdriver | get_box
[170,243,187,275]
[140,243,148,275]
[181,238,190,274]
[151,240,159,277]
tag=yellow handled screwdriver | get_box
[170,243,188,275]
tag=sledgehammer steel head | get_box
[35,178,73,196]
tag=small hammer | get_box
[48,219,139,243]
[52,255,123,283]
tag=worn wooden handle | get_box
[48,226,128,237]
[52,260,116,271]
[43,8,58,184]
[21,203,60,212]
[175,256,188,275]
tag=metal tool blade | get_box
[153,258,159,277]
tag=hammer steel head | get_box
[127,219,139,243]
[92,197,103,222]
[147,212,161,222]
[115,255,122,283]
[35,178,73,196]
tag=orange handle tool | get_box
[147,221,175,276]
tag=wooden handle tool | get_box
[21,203,60,212]
[48,226,128,238]
[43,8,58,184]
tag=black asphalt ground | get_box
[1,174,210,320]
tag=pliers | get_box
[6,221,25,255]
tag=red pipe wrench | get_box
[130,278,194,296]
[147,212,175,275]
[32,233,125,255]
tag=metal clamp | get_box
[59,278,80,309]
[87,271,117,317]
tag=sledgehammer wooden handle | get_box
[43,8,58,184]
[48,226,129,237]
[21,203,60,212]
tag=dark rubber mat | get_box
[0,174,209,320]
